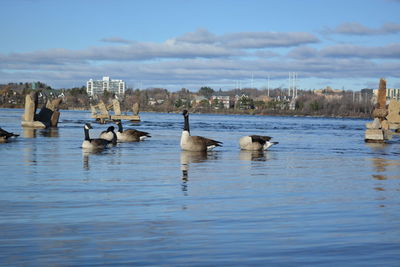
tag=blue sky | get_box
[1,0,399,91]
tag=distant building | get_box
[314,87,344,95]
[191,95,208,107]
[86,76,125,96]
[386,88,400,101]
[210,95,231,109]
[373,88,400,101]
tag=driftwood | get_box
[386,100,400,126]
[377,78,387,109]
[372,108,388,119]
[90,100,140,123]
[21,92,62,128]
[365,78,400,142]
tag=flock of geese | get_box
[81,110,278,152]
[82,120,151,149]
[1,110,278,151]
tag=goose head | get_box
[182,109,189,117]
[106,126,115,132]
[84,123,93,130]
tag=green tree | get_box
[253,100,266,110]
[309,99,321,111]
[175,99,183,108]
[198,87,215,99]
[212,98,219,108]
[198,99,210,108]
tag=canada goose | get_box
[82,123,112,149]
[99,126,117,145]
[239,135,278,151]
[180,110,222,152]
[0,127,19,143]
[115,120,151,142]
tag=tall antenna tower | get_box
[288,72,298,98]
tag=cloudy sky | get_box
[1,0,400,91]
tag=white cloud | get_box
[100,37,132,44]
[287,46,319,59]
[221,32,319,48]
[323,22,400,35]
[321,43,400,58]
[0,28,399,89]
[173,29,320,48]
[173,28,217,44]
[0,42,243,65]
[288,43,400,59]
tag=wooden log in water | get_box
[112,99,121,115]
[372,108,388,119]
[50,110,60,127]
[110,114,141,121]
[365,129,385,143]
[23,92,38,122]
[46,98,62,111]
[37,106,53,125]
[387,100,400,124]
[132,102,140,116]
[381,120,389,130]
[21,120,46,128]
[377,78,387,109]
[365,118,381,129]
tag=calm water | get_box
[0,108,399,266]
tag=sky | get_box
[1,0,400,91]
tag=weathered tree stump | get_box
[386,100,400,131]
[21,93,62,128]
[372,108,388,119]
[365,78,388,143]
[377,78,387,109]
[23,92,38,122]
[365,129,384,143]
[132,102,140,116]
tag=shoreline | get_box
[0,106,372,120]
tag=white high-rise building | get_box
[86,76,125,96]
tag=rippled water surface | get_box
[1,108,399,266]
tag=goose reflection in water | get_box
[239,150,268,161]
[180,151,217,194]
[82,148,105,170]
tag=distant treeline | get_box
[0,82,375,118]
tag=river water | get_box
[0,108,399,266]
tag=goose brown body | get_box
[239,135,278,151]
[99,126,117,145]
[180,110,222,152]
[82,123,112,150]
[115,120,151,142]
